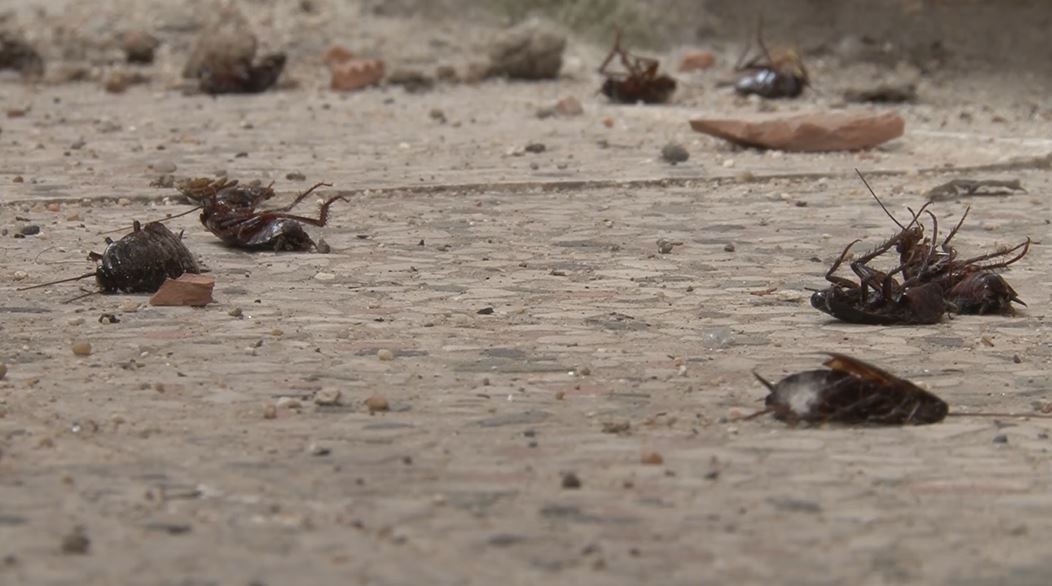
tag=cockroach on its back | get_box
[598,30,676,105]
[734,22,809,99]
[176,178,345,252]
[17,221,201,298]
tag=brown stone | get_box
[690,110,905,152]
[330,58,385,92]
[679,50,715,72]
[322,44,354,67]
[149,274,215,306]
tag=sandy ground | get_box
[1,3,1052,585]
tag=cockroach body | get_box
[18,221,200,297]
[946,271,1023,315]
[734,24,808,99]
[199,53,286,95]
[598,31,676,105]
[177,178,343,252]
[810,280,946,326]
[752,353,949,425]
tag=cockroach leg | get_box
[274,182,335,212]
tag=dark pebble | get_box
[561,472,582,489]
[477,306,495,315]
[993,434,1008,444]
[524,143,546,154]
[661,142,689,164]
[20,224,40,236]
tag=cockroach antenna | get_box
[855,169,905,230]
[97,205,203,236]
[16,272,97,291]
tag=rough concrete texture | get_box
[1,1,1051,585]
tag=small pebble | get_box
[993,434,1008,444]
[271,328,284,336]
[46,202,61,212]
[365,394,390,413]
[524,143,546,154]
[262,404,278,419]
[724,242,736,252]
[13,271,27,281]
[20,224,40,236]
[660,143,689,164]
[60,527,90,555]
[477,306,495,315]
[308,443,331,456]
[120,300,140,312]
[721,159,736,168]
[71,341,92,356]
[67,317,85,326]
[228,307,243,318]
[276,397,302,409]
[377,349,395,361]
[641,451,664,465]
[314,272,337,281]
[285,171,306,181]
[1013,354,1022,364]
[314,389,342,406]
[315,238,331,254]
[151,160,177,174]
[561,472,582,489]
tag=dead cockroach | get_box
[749,353,948,425]
[176,178,344,252]
[17,221,201,299]
[811,172,1029,324]
[197,52,286,95]
[925,178,1025,202]
[747,353,1052,427]
[598,31,676,104]
[734,22,809,99]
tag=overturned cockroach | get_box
[176,178,344,252]
[197,53,286,95]
[598,31,676,104]
[811,172,1029,324]
[734,22,809,99]
[17,221,201,299]
[747,353,1052,426]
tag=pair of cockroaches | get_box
[596,24,808,105]
[19,180,344,299]
[811,172,1030,325]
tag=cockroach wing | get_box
[822,353,899,386]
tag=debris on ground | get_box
[536,96,583,118]
[843,81,917,103]
[0,30,44,77]
[149,274,216,307]
[18,221,201,297]
[486,19,565,80]
[322,43,355,67]
[561,472,582,489]
[660,142,689,164]
[679,50,715,72]
[751,353,948,425]
[599,31,676,104]
[119,31,160,65]
[924,178,1026,202]
[690,110,905,152]
[365,394,389,413]
[60,526,90,555]
[184,21,284,94]
[330,58,385,92]
[387,67,434,93]
[71,341,92,356]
